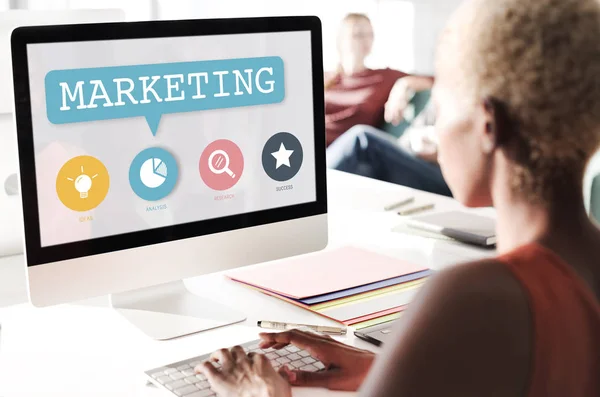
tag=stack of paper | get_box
[227,246,432,327]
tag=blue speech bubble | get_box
[45,56,285,136]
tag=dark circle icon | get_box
[262,132,304,182]
[129,147,179,201]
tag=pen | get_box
[384,197,414,211]
[398,203,435,216]
[257,321,347,335]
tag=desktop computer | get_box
[11,16,327,341]
[0,9,125,257]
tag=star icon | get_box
[271,143,294,169]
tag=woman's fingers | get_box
[195,361,224,385]
[259,329,328,351]
[259,329,337,362]
[230,346,247,363]
[210,348,234,371]
[286,367,341,389]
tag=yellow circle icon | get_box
[56,155,110,212]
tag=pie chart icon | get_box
[129,147,179,201]
[140,158,168,188]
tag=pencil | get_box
[398,203,435,216]
[384,197,414,211]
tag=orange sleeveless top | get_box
[500,243,600,397]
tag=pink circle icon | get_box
[199,139,244,191]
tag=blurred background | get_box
[1,0,463,75]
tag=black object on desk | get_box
[354,320,398,347]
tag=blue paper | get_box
[299,269,433,305]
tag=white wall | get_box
[411,0,463,74]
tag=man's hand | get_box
[259,329,376,391]
[411,132,439,163]
[385,78,413,126]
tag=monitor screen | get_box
[25,31,317,248]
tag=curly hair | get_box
[445,0,600,203]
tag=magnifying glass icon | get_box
[208,150,236,178]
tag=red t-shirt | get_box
[324,68,407,145]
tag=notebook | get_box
[227,246,428,299]
[407,211,497,247]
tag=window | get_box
[156,0,415,73]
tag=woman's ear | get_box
[482,97,514,149]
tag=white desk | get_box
[0,170,495,397]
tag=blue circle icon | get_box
[129,147,179,201]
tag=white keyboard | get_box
[145,339,325,397]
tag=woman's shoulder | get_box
[386,259,532,395]
[424,258,528,313]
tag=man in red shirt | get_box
[324,13,450,196]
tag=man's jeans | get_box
[327,125,452,197]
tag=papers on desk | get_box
[227,246,432,327]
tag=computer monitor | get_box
[11,17,327,339]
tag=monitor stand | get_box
[110,280,246,340]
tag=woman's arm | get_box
[359,260,532,397]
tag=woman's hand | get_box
[260,329,376,391]
[195,346,292,397]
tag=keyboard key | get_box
[197,381,210,390]
[184,376,199,384]
[266,352,279,360]
[182,369,196,377]
[285,353,301,361]
[174,384,199,396]
[170,372,186,381]
[247,344,259,350]
[315,361,326,370]
[186,390,215,397]
[301,357,316,365]
[166,380,188,390]
[150,369,169,378]
[177,364,191,371]
[286,346,300,353]
[276,357,291,365]
[165,368,179,375]
[300,364,319,372]
[290,360,305,369]
[156,375,172,384]
[196,374,207,382]
[189,361,202,368]
[298,350,311,358]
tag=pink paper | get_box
[227,246,427,299]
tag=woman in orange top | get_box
[195,0,600,395]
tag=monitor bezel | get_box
[11,16,327,267]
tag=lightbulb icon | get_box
[67,166,98,199]
[56,156,109,212]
